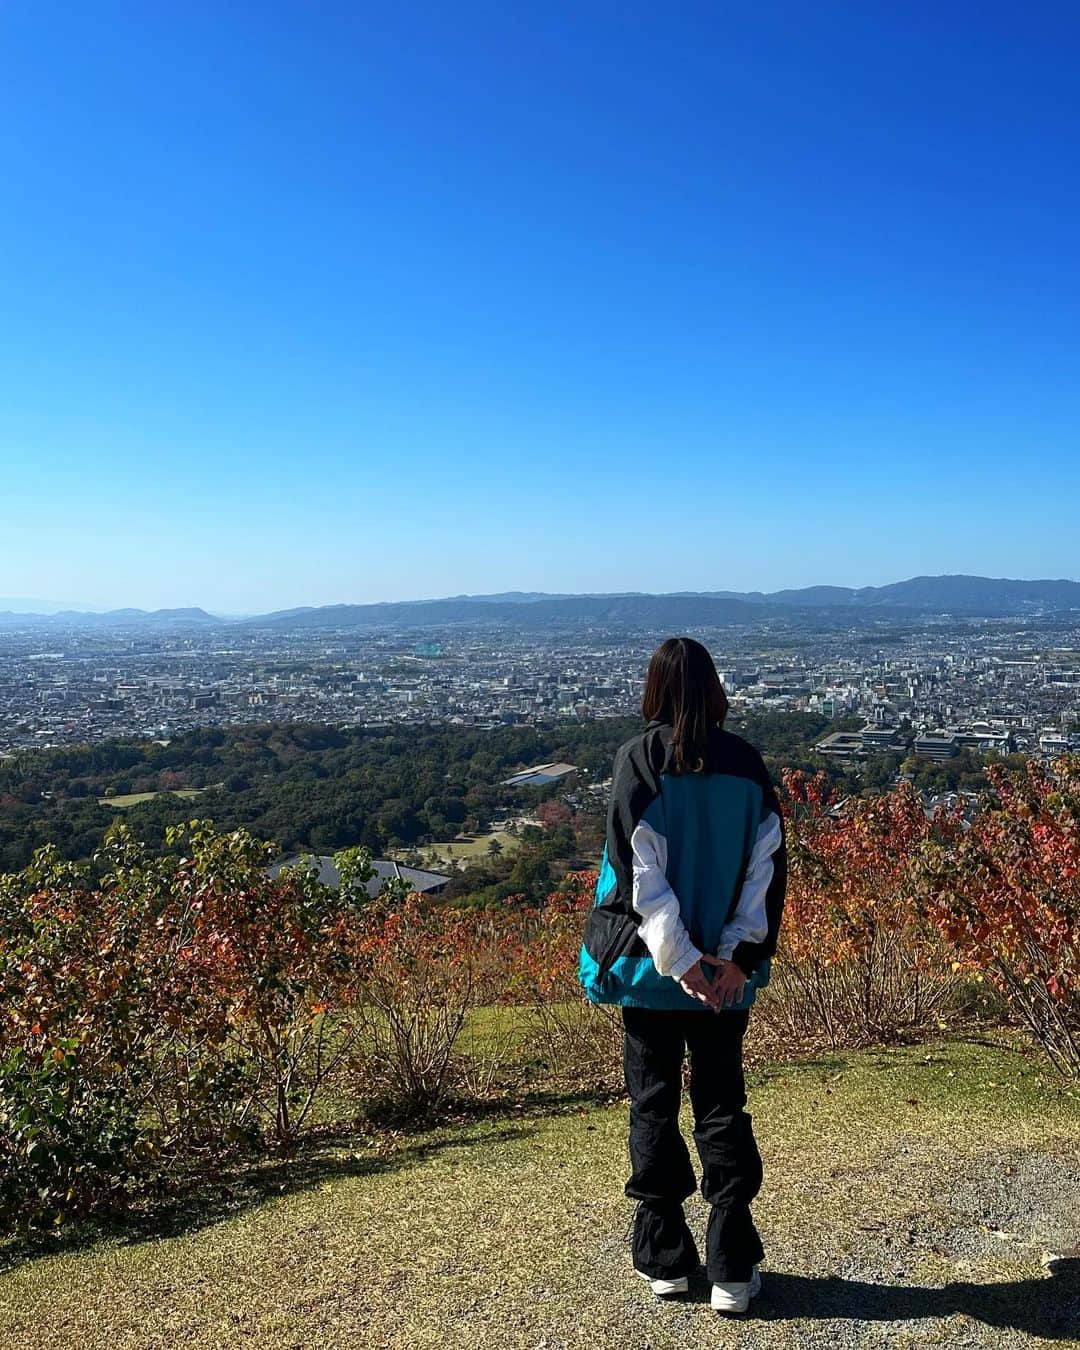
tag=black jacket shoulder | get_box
[613,722,670,775]
[712,729,780,808]
[614,723,773,790]
[713,727,767,771]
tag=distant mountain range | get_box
[1,576,1078,630]
[251,595,769,629]
[0,606,218,627]
[713,576,1080,611]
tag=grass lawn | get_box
[1,1038,1077,1349]
[99,787,210,809]
[401,831,522,869]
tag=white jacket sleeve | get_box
[716,809,784,962]
[630,820,702,980]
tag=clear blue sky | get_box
[2,3,1078,612]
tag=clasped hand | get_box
[678,954,746,1010]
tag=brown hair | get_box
[641,637,729,773]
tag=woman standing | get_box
[579,637,786,1314]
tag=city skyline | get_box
[4,595,1079,762]
[3,4,1080,610]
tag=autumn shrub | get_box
[0,839,178,1230]
[348,894,511,1115]
[0,823,369,1233]
[0,1046,145,1233]
[152,831,375,1147]
[504,872,622,1088]
[756,773,959,1051]
[343,872,623,1112]
[915,756,1080,1076]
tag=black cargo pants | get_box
[622,1005,764,1283]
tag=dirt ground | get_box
[1,1038,1077,1349]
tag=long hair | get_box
[641,637,729,773]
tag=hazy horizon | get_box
[2,570,1080,618]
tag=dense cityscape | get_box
[2,605,1079,766]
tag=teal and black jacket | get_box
[579,720,786,1012]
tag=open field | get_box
[98,786,214,809]
[1,1037,1077,1350]
[397,830,523,869]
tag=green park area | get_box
[397,829,523,870]
[98,786,211,809]
[0,1035,1076,1350]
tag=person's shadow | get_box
[686,1258,1079,1340]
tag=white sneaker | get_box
[710,1265,762,1313]
[635,1268,689,1297]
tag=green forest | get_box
[0,710,995,878]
